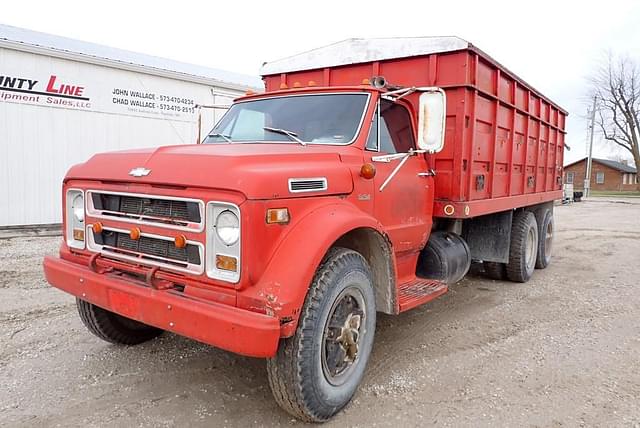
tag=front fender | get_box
[237,201,386,337]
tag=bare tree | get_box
[590,53,640,187]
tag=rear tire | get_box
[506,211,539,283]
[483,261,507,280]
[535,208,554,269]
[267,247,376,422]
[76,299,163,345]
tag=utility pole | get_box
[585,95,597,198]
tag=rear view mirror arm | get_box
[373,149,426,191]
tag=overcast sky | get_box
[3,0,640,164]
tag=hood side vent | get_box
[288,177,328,193]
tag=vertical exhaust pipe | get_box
[371,76,387,89]
[371,76,403,91]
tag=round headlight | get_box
[72,194,84,223]
[215,210,239,245]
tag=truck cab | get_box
[44,37,565,422]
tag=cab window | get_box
[366,100,415,153]
[380,100,414,153]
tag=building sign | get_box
[0,74,92,109]
[111,88,196,116]
[0,65,204,122]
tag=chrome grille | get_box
[95,230,201,266]
[87,191,204,231]
[116,233,138,252]
[119,196,191,221]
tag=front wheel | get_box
[76,299,163,345]
[267,247,376,422]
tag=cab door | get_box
[363,99,433,253]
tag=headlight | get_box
[215,210,239,245]
[72,194,84,223]
[66,189,85,249]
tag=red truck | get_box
[44,37,566,421]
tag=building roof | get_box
[0,23,263,91]
[565,157,637,173]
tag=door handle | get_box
[418,169,436,177]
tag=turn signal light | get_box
[92,222,103,233]
[266,208,290,224]
[174,234,187,249]
[216,254,238,272]
[360,163,376,179]
[130,227,141,240]
[73,228,85,241]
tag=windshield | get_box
[203,93,369,145]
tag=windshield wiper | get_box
[263,127,306,146]
[207,132,233,143]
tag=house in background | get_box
[564,157,638,192]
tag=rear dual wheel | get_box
[505,211,539,283]
[535,208,554,269]
[484,209,549,282]
[483,260,507,280]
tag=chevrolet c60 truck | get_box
[44,37,566,422]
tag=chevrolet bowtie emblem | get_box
[129,167,151,177]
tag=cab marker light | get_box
[360,163,376,179]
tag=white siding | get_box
[0,47,245,226]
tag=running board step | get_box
[397,278,448,313]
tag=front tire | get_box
[267,247,376,422]
[76,299,163,345]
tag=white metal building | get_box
[0,24,262,227]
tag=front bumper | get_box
[43,256,280,357]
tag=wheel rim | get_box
[321,286,366,386]
[544,218,553,259]
[525,227,536,269]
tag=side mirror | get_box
[416,89,446,153]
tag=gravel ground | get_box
[1,198,640,427]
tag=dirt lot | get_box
[1,198,640,427]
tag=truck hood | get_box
[66,143,355,200]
